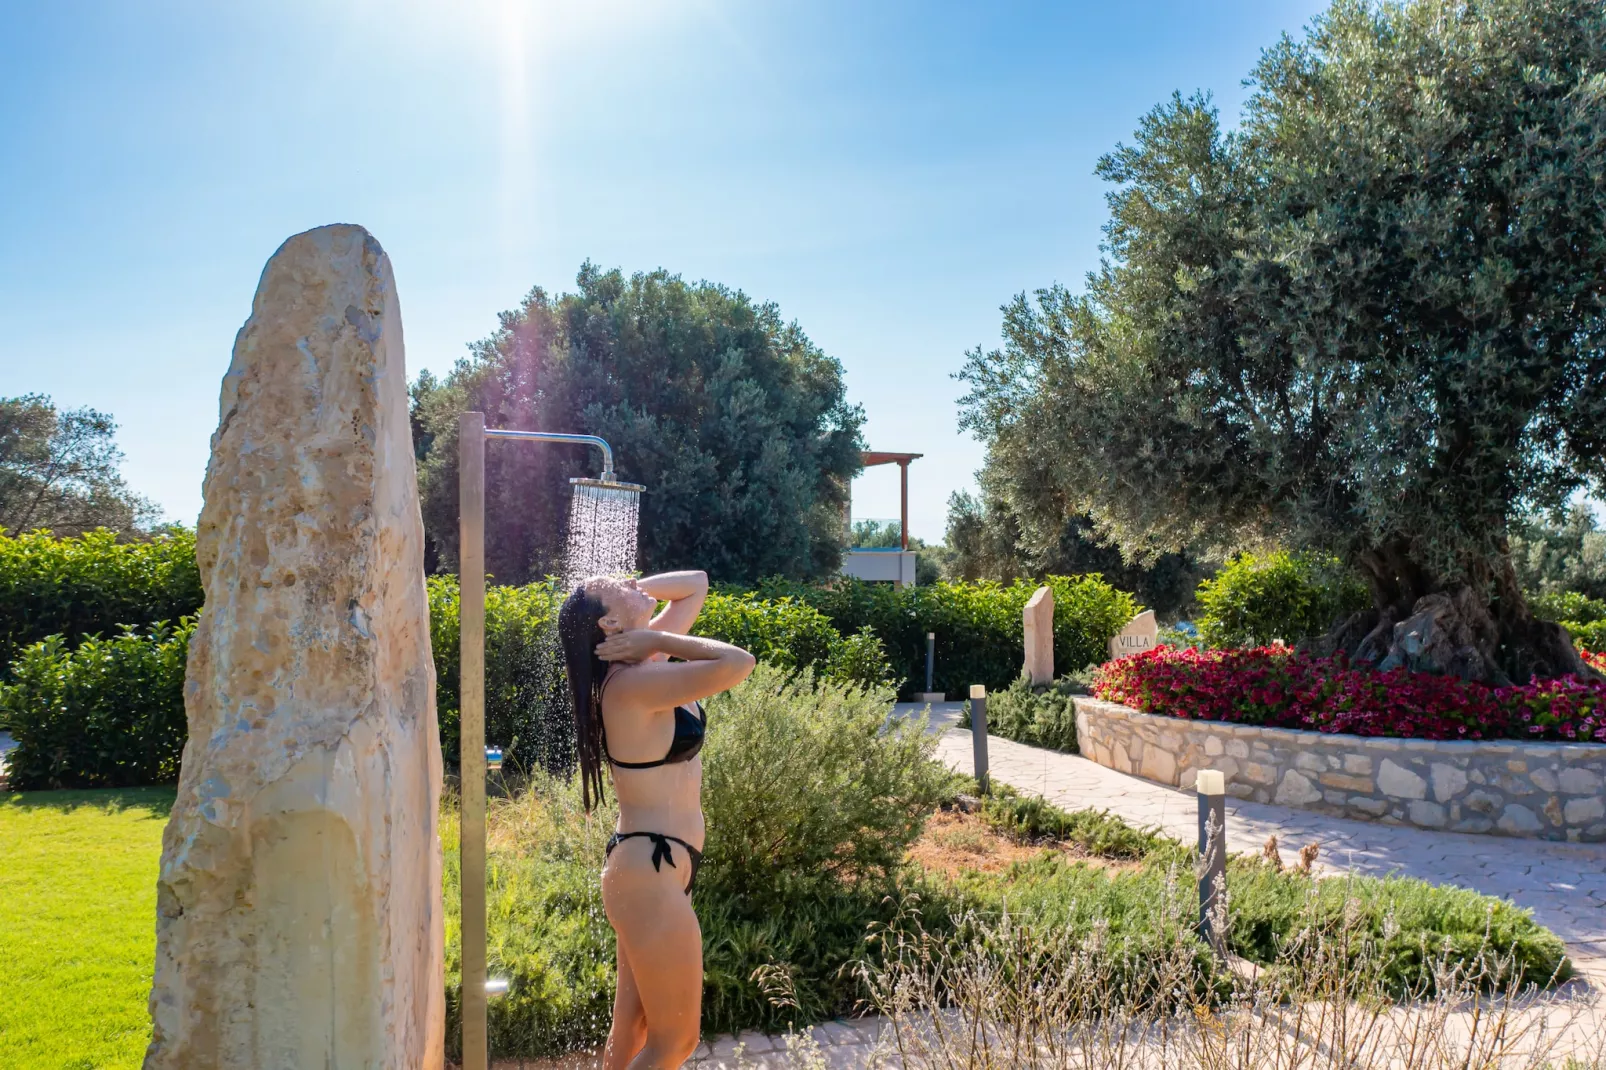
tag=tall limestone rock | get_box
[146,225,444,1069]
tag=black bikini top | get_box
[599,671,706,769]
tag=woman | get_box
[558,570,755,1070]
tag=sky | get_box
[0,0,1333,541]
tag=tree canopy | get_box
[414,264,864,585]
[0,394,158,538]
[957,0,1606,680]
[944,489,1206,618]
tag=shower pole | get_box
[458,412,489,1070]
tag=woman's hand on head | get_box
[595,629,661,664]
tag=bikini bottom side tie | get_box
[606,831,703,896]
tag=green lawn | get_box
[0,789,174,1070]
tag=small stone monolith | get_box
[1108,609,1159,661]
[145,225,444,1069]
[1022,585,1054,685]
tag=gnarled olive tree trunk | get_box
[1314,535,1596,685]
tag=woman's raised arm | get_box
[596,630,753,711]
[639,570,708,637]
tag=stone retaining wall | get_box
[1073,697,1606,842]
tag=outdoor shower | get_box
[456,413,645,1070]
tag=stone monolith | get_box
[145,225,444,1069]
[1108,609,1159,661]
[1022,585,1054,685]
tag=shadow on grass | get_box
[2,786,177,818]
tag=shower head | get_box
[570,476,646,495]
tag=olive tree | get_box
[958,0,1606,681]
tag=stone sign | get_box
[145,225,444,1069]
[1108,609,1158,661]
[1022,585,1054,685]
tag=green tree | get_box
[944,488,1206,618]
[414,264,864,585]
[957,0,1606,682]
[0,395,158,538]
[1510,504,1606,601]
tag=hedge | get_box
[753,575,1141,697]
[1,620,194,789]
[2,566,1130,786]
[0,528,202,675]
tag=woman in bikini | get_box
[558,571,755,1070]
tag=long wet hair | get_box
[558,583,611,810]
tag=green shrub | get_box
[962,793,1567,997]
[819,626,895,689]
[701,663,943,896]
[1195,551,1370,649]
[0,528,202,675]
[982,674,1081,753]
[1,620,193,789]
[428,575,566,769]
[753,575,1140,697]
[1568,619,1606,652]
[1225,861,1570,993]
[1529,590,1606,653]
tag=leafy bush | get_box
[1529,590,1606,653]
[1,620,193,788]
[442,668,952,1057]
[820,626,895,689]
[753,574,1140,697]
[1095,647,1606,743]
[427,575,566,769]
[701,663,943,895]
[982,674,1081,753]
[0,528,202,675]
[1195,551,1369,649]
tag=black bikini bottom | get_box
[606,831,703,896]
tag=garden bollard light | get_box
[1196,769,1227,954]
[970,684,990,794]
[925,632,936,694]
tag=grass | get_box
[0,788,173,1070]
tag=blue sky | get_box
[0,0,1331,540]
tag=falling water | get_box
[563,480,642,583]
[489,478,643,781]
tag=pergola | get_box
[859,450,923,550]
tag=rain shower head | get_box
[570,476,646,495]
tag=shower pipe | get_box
[457,413,643,1070]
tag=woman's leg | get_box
[602,941,646,1070]
[602,840,703,1070]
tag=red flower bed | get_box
[1092,646,1606,744]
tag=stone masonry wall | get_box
[1074,697,1606,842]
